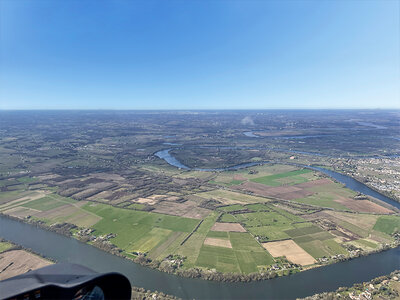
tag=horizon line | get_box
[1,108,400,111]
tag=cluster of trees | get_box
[49,222,77,236]
[301,271,400,300]
[92,239,121,256]
[132,254,299,282]
[131,287,178,300]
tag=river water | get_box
[1,149,399,299]
[0,216,399,300]
[308,167,400,210]
[155,148,400,210]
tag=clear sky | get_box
[0,0,399,109]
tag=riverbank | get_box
[0,238,180,300]
[1,210,399,284]
[0,213,302,283]
[1,212,399,300]
[299,270,400,300]
[2,152,400,283]
[1,148,399,288]
[155,147,400,210]
[0,239,53,281]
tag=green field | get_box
[234,164,299,179]
[285,225,323,237]
[17,177,38,184]
[147,231,186,260]
[245,203,271,211]
[234,211,290,227]
[21,196,69,211]
[217,202,351,261]
[0,162,396,277]
[292,193,348,210]
[219,214,237,223]
[220,203,312,242]
[196,245,240,273]
[0,241,13,252]
[250,169,312,186]
[247,225,292,240]
[281,224,348,258]
[373,215,400,235]
[126,203,146,210]
[217,204,245,212]
[0,190,31,204]
[206,231,229,239]
[350,239,379,250]
[175,232,206,268]
[297,240,332,258]
[196,232,274,274]
[82,203,200,253]
[174,212,220,267]
[170,210,277,273]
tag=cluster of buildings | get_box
[333,157,400,201]
[348,273,400,300]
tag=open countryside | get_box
[1,130,398,281]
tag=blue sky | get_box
[1,0,399,109]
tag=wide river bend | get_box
[0,148,399,299]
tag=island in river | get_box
[0,110,399,284]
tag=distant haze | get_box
[241,116,255,126]
[0,0,399,109]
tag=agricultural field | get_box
[373,216,400,235]
[0,109,399,282]
[195,232,274,274]
[250,169,313,186]
[82,203,199,254]
[262,240,316,266]
[0,162,398,277]
[195,189,271,205]
[214,202,352,262]
[0,241,13,253]
[221,166,394,214]
[0,249,52,281]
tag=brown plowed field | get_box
[204,237,232,248]
[36,204,74,219]
[211,222,246,232]
[324,211,379,230]
[153,200,210,219]
[234,182,314,200]
[136,197,157,205]
[3,207,35,218]
[294,178,332,188]
[262,240,316,266]
[278,190,314,200]
[0,250,51,280]
[233,174,247,181]
[333,198,393,214]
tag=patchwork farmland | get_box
[0,162,399,281]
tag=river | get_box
[1,149,399,299]
[0,216,399,300]
[308,167,400,210]
[155,148,400,210]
